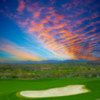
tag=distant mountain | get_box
[0,59,87,64]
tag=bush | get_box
[20,72,29,79]
[0,74,3,78]
[10,73,19,78]
[91,72,97,78]
[29,73,37,79]
[3,73,10,78]
[14,69,22,74]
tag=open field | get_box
[0,78,100,100]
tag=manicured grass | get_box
[0,78,100,100]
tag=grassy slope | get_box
[0,78,100,100]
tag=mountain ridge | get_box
[0,59,87,64]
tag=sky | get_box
[0,0,100,61]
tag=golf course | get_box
[0,0,100,99]
[0,78,100,100]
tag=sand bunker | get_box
[20,85,90,98]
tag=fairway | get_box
[0,78,100,100]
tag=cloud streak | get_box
[0,40,43,61]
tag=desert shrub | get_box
[29,73,37,79]
[52,71,62,78]
[3,73,10,78]
[20,72,29,79]
[14,69,22,74]
[45,73,52,78]
[0,74,3,78]
[91,71,97,78]
[10,73,19,78]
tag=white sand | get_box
[20,85,89,98]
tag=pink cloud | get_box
[62,4,67,8]
[17,0,25,13]
[17,19,29,27]
[91,12,99,19]
[33,12,40,18]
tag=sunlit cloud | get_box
[0,40,43,61]
[0,0,100,61]
[0,58,15,61]
[17,0,25,13]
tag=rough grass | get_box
[0,78,100,100]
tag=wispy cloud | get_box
[0,39,43,61]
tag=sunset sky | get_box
[0,0,100,61]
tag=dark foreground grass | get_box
[0,78,100,100]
